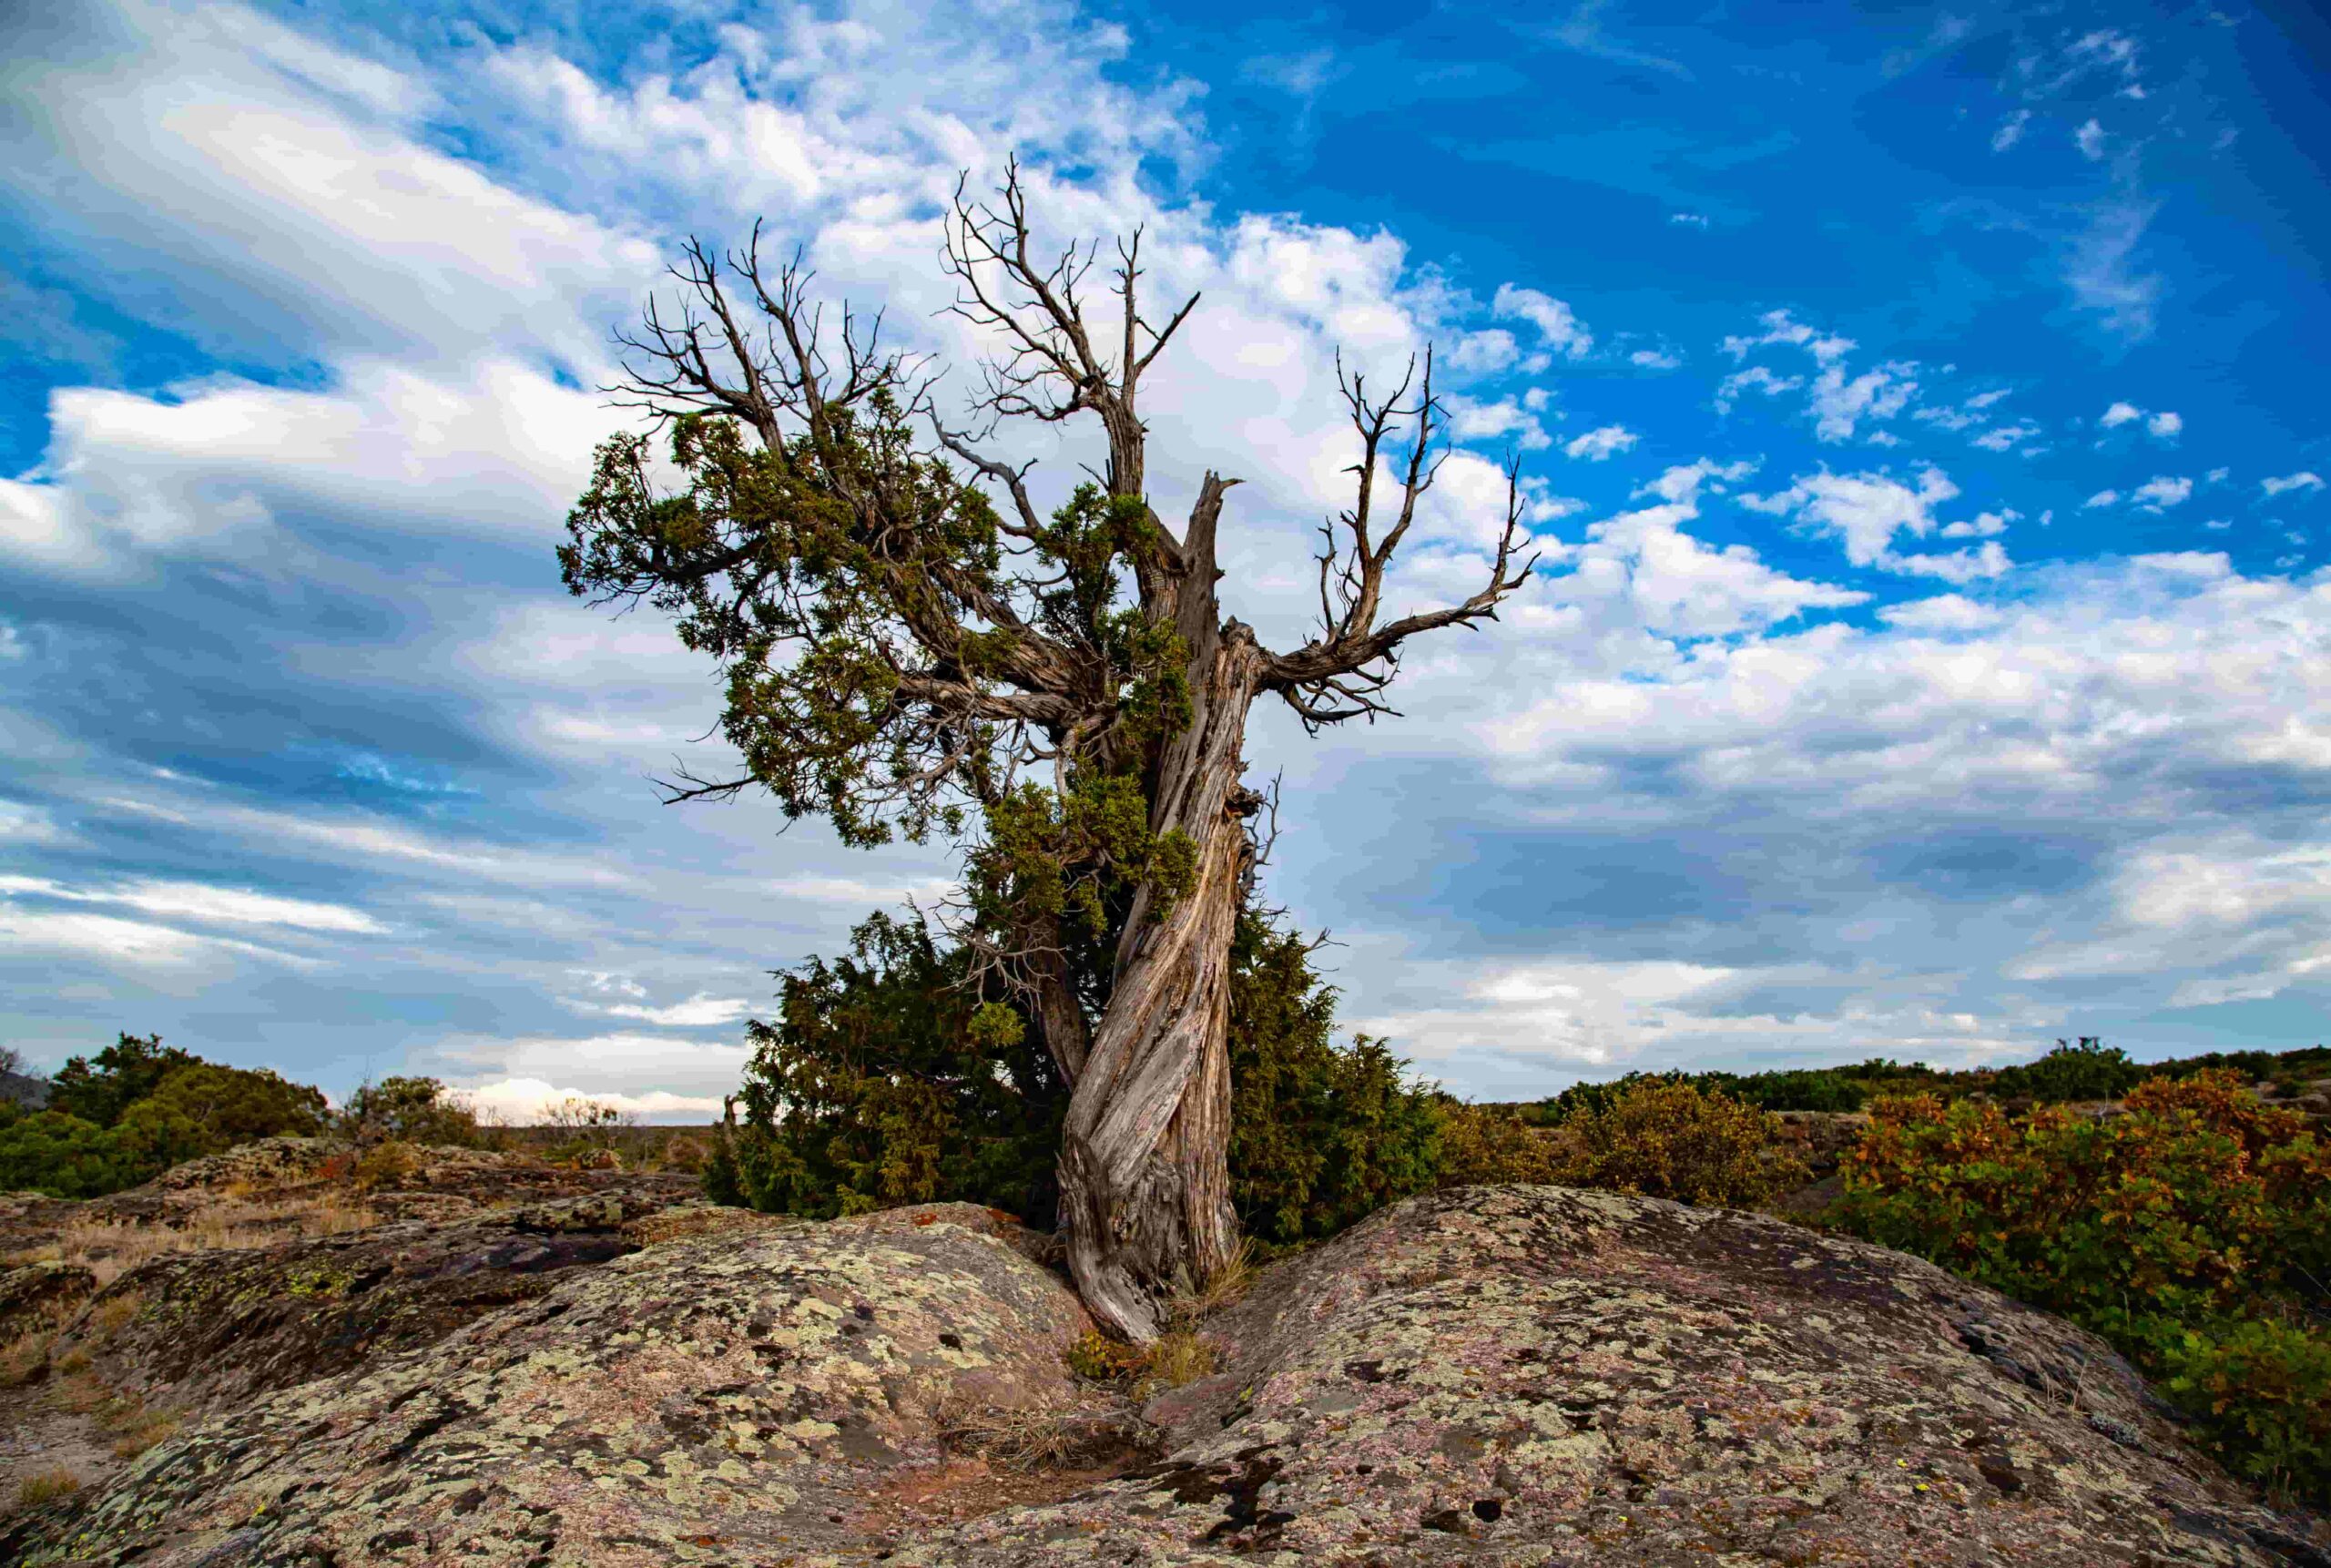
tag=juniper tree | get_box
[562,167,1533,1339]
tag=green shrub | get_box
[1225,917,1440,1247]
[0,1059,335,1198]
[712,911,1066,1223]
[1432,1102,1558,1186]
[1722,1068,1867,1113]
[2162,1317,2331,1499]
[1831,1069,2331,1503]
[338,1076,483,1148]
[1548,1078,1807,1207]
[0,1110,140,1197]
[712,903,1444,1247]
[1988,1036,2146,1104]
[47,1033,201,1127]
[142,1063,329,1145]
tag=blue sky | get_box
[2,0,2327,1116]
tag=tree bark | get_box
[1057,610,1263,1341]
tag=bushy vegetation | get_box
[706,911,1071,1224]
[1830,1071,2331,1503]
[708,905,1449,1248]
[1221,919,1443,1248]
[1519,1037,2329,1120]
[1440,1078,1806,1207]
[1546,1078,1808,1207]
[337,1074,485,1148]
[0,1035,330,1198]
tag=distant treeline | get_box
[1506,1037,2331,1123]
[0,1034,703,1200]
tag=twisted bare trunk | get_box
[1057,596,1262,1339]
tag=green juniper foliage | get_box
[565,398,1207,1063]
[47,1033,203,1127]
[707,910,1069,1224]
[708,902,1442,1248]
[0,1039,329,1199]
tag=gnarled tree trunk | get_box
[1057,504,1264,1338]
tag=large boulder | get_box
[0,1260,95,1338]
[64,1193,697,1418]
[930,1186,2324,1566]
[10,1207,1101,1566]
[0,1137,701,1267]
[11,1186,2324,1567]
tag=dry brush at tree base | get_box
[559,164,1533,1339]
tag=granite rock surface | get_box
[10,1186,2326,1567]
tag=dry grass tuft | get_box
[352,1139,421,1191]
[1063,1324,1217,1400]
[3,1194,379,1288]
[1167,1237,1257,1329]
[938,1393,1144,1471]
[1133,1330,1215,1396]
[0,1326,56,1387]
[83,1291,144,1343]
[106,1403,180,1459]
[13,1468,80,1512]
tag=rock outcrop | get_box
[66,1191,688,1418]
[943,1186,2328,1566]
[7,1186,2325,1566]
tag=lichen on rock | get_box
[12,1209,1095,1565]
[9,1186,2325,1567]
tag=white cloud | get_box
[1447,328,1520,373]
[1807,361,1917,443]
[2067,199,2163,341]
[0,907,314,971]
[1720,309,1854,365]
[1668,212,1710,229]
[2074,118,2107,159]
[1740,466,2007,580]
[2263,472,2326,498]
[1446,394,1553,451]
[3,359,617,574]
[1531,460,1865,642]
[0,873,385,933]
[1491,283,1593,358]
[2098,402,2180,442]
[1714,364,1801,413]
[2131,475,2193,510]
[1970,423,2041,452]
[1879,594,2000,632]
[1991,109,2031,151]
[2084,489,2122,508]
[460,1074,730,1123]
[580,993,754,1028]
[1629,348,1681,370]
[1563,424,1638,462]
